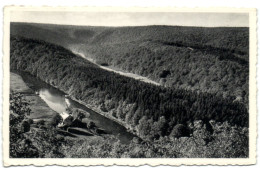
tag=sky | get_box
[10,11,249,27]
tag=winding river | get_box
[13,71,136,144]
[72,50,160,86]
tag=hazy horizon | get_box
[11,11,249,27]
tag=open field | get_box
[10,72,57,120]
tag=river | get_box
[71,51,160,86]
[13,71,136,144]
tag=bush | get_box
[49,113,63,127]
[20,121,30,133]
[27,118,34,124]
[71,108,88,121]
[159,70,171,78]
[170,124,190,138]
[36,119,45,126]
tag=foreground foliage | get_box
[10,92,248,158]
[62,120,248,158]
[10,92,65,158]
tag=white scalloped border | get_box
[2,6,257,166]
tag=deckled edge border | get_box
[2,6,257,167]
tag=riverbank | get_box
[45,79,138,138]
[11,72,110,142]
[12,71,137,143]
[51,84,138,137]
[10,72,57,121]
[68,95,135,133]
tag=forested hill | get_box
[10,36,248,140]
[11,23,249,105]
[11,22,249,53]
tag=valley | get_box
[11,22,249,105]
[9,23,250,158]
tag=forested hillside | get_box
[10,92,249,158]
[78,26,249,104]
[11,23,249,53]
[11,23,249,104]
[10,36,248,140]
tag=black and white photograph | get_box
[3,6,257,166]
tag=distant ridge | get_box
[10,22,249,53]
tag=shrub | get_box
[170,124,190,138]
[36,119,45,126]
[27,118,34,124]
[49,113,63,127]
[20,121,30,133]
[159,70,171,78]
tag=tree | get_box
[10,92,66,158]
[72,109,87,121]
[9,92,39,158]
[170,124,190,138]
[20,121,30,133]
[49,113,63,127]
[10,92,31,127]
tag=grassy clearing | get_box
[10,72,56,120]
[10,72,113,142]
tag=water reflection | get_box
[13,71,136,144]
[38,88,67,114]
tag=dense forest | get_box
[10,92,248,158]
[11,23,249,53]
[11,23,249,105]
[81,39,248,104]
[10,36,248,141]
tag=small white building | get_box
[57,111,73,128]
[60,111,70,120]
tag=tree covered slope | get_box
[11,23,249,105]
[10,36,248,140]
[11,23,249,53]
